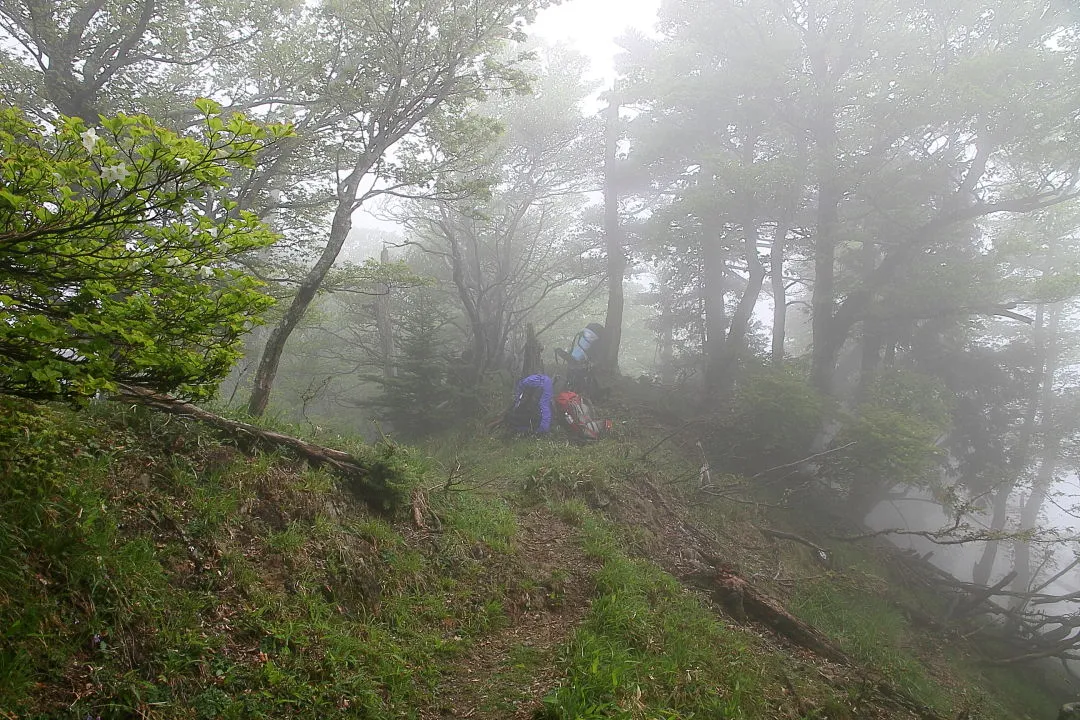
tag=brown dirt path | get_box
[421,508,598,719]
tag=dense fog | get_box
[5,0,1080,714]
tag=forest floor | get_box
[0,390,1073,719]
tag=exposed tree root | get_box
[116,384,401,511]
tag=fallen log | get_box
[115,384,405,512]
[683,564,850,665]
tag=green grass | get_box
[551,498,589,526]
[440,493,518,552]
[427,432,636,501]
[540,519,768,720]
[789,580,946,710]
[0,399,529,719]
[3,395,1068,720]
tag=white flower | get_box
[198,266,214,279]
[80,127,99,153]
[176,157,190,170]
[100,164,130,184]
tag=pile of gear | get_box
[503,323,612,443]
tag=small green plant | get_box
[441,494,517,552]
[342,438,430,514]
[348,516,403,549]
[552,498,589,526]
[267,522,308,556]
[543,568,570,608]
[580,515,621,562]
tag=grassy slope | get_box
[0,396,1067,719]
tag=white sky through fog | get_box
[529,0,662,84]
[354,0,662,235]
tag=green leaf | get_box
[0,189,21,209]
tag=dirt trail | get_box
[421,508,597,719]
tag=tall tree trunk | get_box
[804,0,866,395]
[657,283,676,383]
[246,71,457,415]
[770,222,787,365]
[808,122,843,392]
[248,201,354,416]
[972,304,1048,586]
[375,246,396,379]
[808,175,843,392]
[1010,303,1062,605]
[714,214,766,396]
[971,479,1016,587]
[521,323,543,377]
[702,225,729,390]
[805,0,843,395]
[1010,435,1060,603]
[601,100,625,372]
[857,237,882,398]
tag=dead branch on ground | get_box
[749,442,857,481]
[115,384,400,511]
[758,527,832,566]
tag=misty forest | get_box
[7,0,1080,718]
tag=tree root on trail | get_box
[116,384,401,512]
[411,489,441,530]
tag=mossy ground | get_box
[0,396,1071,719]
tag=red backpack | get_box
[555,391,612,442]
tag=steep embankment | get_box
[0,395,1068,719]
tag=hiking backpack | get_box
[558,323,606,395]
[569,323,605,364]
[555,391,612,442]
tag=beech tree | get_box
[0,0,558,415]
[397,45,603,383]
[243,0,555,415]
[0,103,285,400]
[0,0,276,120]
[616,7,806,393]
[618,0,1080,397]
